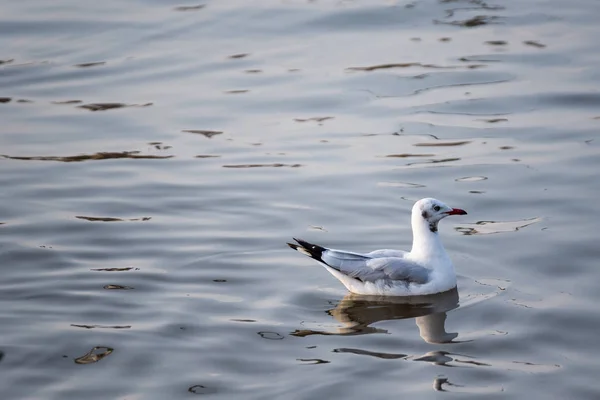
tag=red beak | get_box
[446,208,467,215]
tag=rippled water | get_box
[2,0,600,398]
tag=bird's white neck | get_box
[410,214,451,266]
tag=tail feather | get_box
[287,238,326,263]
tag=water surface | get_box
[1,0,600,398]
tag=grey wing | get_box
[367,249,408,258]
[321,249,430,285]
[321,249,373,272]
[355,257,431,284]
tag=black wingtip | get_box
[293,237,316,249]
[288,237,326,263]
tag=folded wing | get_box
[363,257,430,284]
[289,238,430,285]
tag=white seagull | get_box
[287,198,467,296]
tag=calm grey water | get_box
[1,0,600,398]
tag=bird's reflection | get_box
[291,288,459,343]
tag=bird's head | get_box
[413,198,467,233]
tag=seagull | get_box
[287,198,467,296]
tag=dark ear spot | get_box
[421,210,429,219]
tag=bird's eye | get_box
[433,205,441,212]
